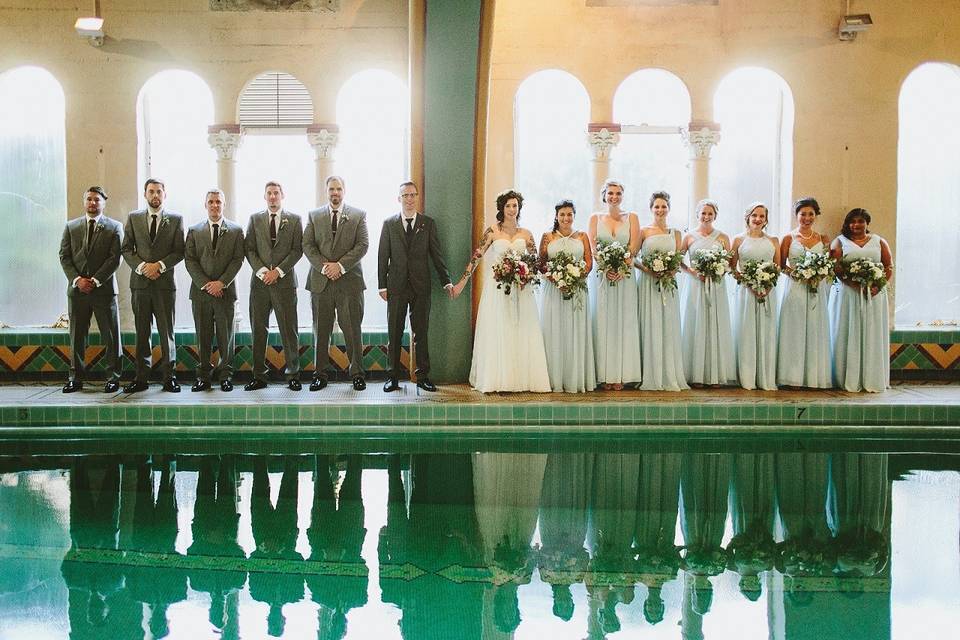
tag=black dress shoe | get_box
[191,379,211,392]
[220,380,234,392]
[62,380,83,393]
[123,380,149,394]
[288,379,302,391]
[162,379,181,393]
[244,379,268,391]
[103,380,120,393]
[352,376,367,391]
[309,375,328,392]
[416,378,438,392]
[383,378,400,392]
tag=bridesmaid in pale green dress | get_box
[539,199,596,392]
[588,180,642,389]
[731,203,781,391]
[829,208,893,392]
[637,191,688,391]
[680,199,736,387]
[777,197,833,388]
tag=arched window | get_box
[0,66,66,326]
[611,68,691,227]
[335,69,410,331]
[514,69,592,238]
[137,70,216,327]
[711,67,794,236]
[896,62,960,326]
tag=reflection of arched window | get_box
[0,66,66,326]
[137,70,216,327]
[336,69,409,331]
[611,69,691,226]
[896,63,960,325]
[711,67,794,236]
[514,70,591,237]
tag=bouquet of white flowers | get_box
[641,250,684,293]
[544,251,588,306]
[739,260,780,304]
[491,249,540,296]
[791,251,836,294]
[595,241,632,287]
[844,257,887,292]
[690,246,732,283]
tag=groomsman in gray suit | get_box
[120,178,185,393]
[59,186,124,393]
[184,189,245,392]
[377,181,453,392]
[303,176,369,391]
[244,181,304,391]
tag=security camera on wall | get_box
[838,13,873,41]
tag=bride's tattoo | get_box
[462,227,495,279]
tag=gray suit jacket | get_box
[377,212,451,295]
[244,210,303,291]
[303,203,369,294]
[120,209,186,290]
[59,215,123,297]
[184,219,245,301]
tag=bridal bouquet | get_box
[544,251,588,305]
[595,241,632,287]
[739,260,780,304]
[641,250,684,293]
[690,246,732,283]
[491,249,540,296]
[843,258,887,292]
[791,251,836,294]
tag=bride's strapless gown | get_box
[469,238,551,392]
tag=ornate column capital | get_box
[207,125,243,161]
[587,123,621,162]
[682,121,721,159]
[307,124,340,160]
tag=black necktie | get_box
[270,214,277,242]
[331,210,339,235]
[149,214,158,242]
[212,223,219,250]
[86,219,95,247]
[405,217,414,237]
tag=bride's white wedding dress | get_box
[468,238,551,393]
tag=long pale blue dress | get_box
[681,230,736,386]
[638,231,688,391]
[592,220,642,385]
[776,237,832,388]
[541,233,596,392]
[829,234,890,392]
[733,235,778,390]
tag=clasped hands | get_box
[202,280,225,298]
[76,277,96,294]
[141,262,163,280]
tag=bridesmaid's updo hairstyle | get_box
[794,196,821,216]
[649,190,671,209]
[552,199,576,232]
[743,202,769,229]
[495,189,524,224]
[841,207,872,239]
[600,179,625,204]
[695,199,719,218]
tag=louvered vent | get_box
[238,72,313,128]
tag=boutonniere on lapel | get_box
[159,217,170,229]
[95,223,105,233]
[218,224,227,238]
[278,217,288,231]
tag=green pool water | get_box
[0,436,957,639]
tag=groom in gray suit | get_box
[377,181,453,392]
[303,175,369,391]
[59,186,124,393]
[120,178,185,393]
[184,189,245,392]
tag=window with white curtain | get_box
[513,69,592,240]
[335,69,410,332]
[896,62,960,326]
[136,70,216,327]
[710,67,794,237]
[611,68,691,228]
[0,66,66,326]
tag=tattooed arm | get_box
[452,226,495,298]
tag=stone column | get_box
[307,125,339,207]
[207,125,243,220]
[588,123,621,210]
[682,121,721,227]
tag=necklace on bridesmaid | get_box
[797,228,816,240]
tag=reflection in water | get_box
[0,445,953,639]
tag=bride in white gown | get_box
[453,189,551,392]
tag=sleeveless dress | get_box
[681,230,736,386]
[638,230,688,391]
[592,219,642,385]
[733,235,778,390]
[776,237,832,388]
[829,234,889,392]
[469,238,551,392]
[541,233,596,392]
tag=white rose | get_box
[652,259,665,272]
[714,264,726,275]
[567,264,581,277]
